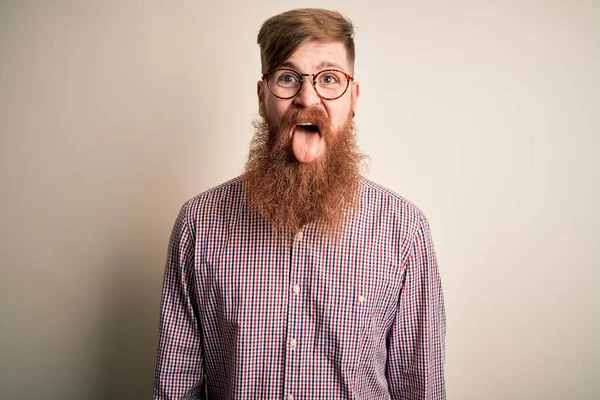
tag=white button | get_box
[289,338,297,348]
[287,395,295,400]
[292,285,300,295]
[295,231,303,241]
[358,295,365,304]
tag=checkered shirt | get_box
[154,175,446,399]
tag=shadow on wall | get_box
[94,242,163,400]
[90,171,184,399]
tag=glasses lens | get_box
[314,70,348,99]
[268,70,301,98]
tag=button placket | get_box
[284,228,306,397]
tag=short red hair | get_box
[257,8,356,74]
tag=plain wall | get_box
[1,1,598,399]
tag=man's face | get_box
[257,40,360,163]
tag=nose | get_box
[293,78,321,108]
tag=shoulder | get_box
[179,175,245,223]
[358,178,435,265]
[358,177,428,227]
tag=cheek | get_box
[326,103,351,130]
[265,99,290,127]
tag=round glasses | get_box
[262,68,354,100]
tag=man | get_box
[154,8,446,400]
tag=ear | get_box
[351,80,360,114]
[257,80,265,115]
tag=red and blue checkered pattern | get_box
[154,176,446,399]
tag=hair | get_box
[257,8,356,74]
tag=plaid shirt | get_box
[154,176,446,399]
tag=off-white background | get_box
[1,1,598,399]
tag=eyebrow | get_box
[280,60,346,72]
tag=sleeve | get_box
[386,215,446,399]
[153,201,205,400]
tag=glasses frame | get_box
[261,68,354,100]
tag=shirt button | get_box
[358,295,365,304]
[292,285,300,295]
[287,395,295,400]
[289,338,297,349]
[295,231,303,241]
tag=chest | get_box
[198,225,404,337]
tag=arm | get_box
[386,215,446,399]
[154,202,205,400]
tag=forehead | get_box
[281,41,350,72]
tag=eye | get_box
[319,74,339,85]
[279,74,298,83]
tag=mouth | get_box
[289,122,321,138]
[289,121,323,163]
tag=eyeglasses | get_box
[262,68,354,100]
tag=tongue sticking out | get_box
[291,125,322,163]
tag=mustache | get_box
[272,107,332,151]
[281,107,332,135]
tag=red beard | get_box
[244,106,367,238]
